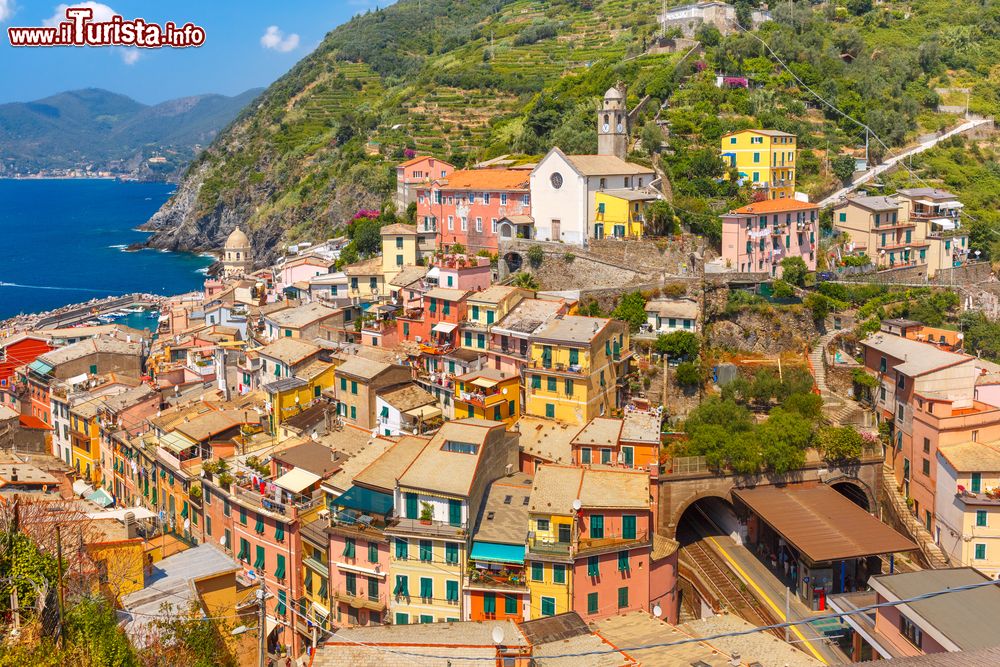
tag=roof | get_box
[224,227,249,248]
[173,409,244,442]
[379,223,419,236]
[882,317,922,328]
[516,417,578,465]
[265,303,339,329]
[937,440,1000,472]
[870,567,1000,651]
[468,284,525,305]
[396,154,446,168]
[645,298,699,320]
[723,128,796,138]
[255,337,321,365]
[388,265,428,288]
[896,187,957,200]
[436,168,529,191]
[571,417,623,447]
[590,611,737,666]
[377,382,437,412]
[0,464,58,486]
[120,543,238,645]
[471,472,533,546]
[322,432,398,494]
[335,356,394,381]
[494,298,565,335]
[733,484,916,563]
[679,614,823,667]
[564,154,655,176]
[861,333,970,377]
[529,466,649,514]
[352,435,429,492]
[273,440,342,478]
[519,611,591,645]
[38,336,142,366]
[396,419,505,497]
[533,631,630,667]
[341,256,383,276]
[296,359,334,382]
[423,286,470,302]
[651,534,680,561]
[262,376,308,393]
[273,467,322,494]
[621,410,662,444]
[865,647,1000,666]
[533,315,614,345]
[599,187,661,202]
[840,195,901,212]
[730,198,819,215]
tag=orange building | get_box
[570,411,662,470]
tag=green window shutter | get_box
[346,573,357,595]
[493,405,502,421]
[344,537,356,558]
[531,562,543,582]
[276,590,286,616]
[477,334,485,349]
[350,405,356,420]
[443,301,450,316]
[205,516,212,536]
[395,538,408,560]
[541,597,555,616]
[254,545,265,570]
[509,400,516,416]
[224,529,231,552]
[446,579,459,602]
[618,586,629,609]
[180,501,188,519]
[542,346,552,368]
[223,500,230,517]
[419,577,433,599]
[368,542,379,563]
[351,381,358,395]
[581,448,591,464]
[368,577,379,600]
[238,538,249,562]
[545,404,555,418]
[275,554,286,580]
[419,540,432,562]
[464,332,472,347]
[618,551,630,571]
[977,510,987,527]
[405,493,418,519]
[448,499,462,526]
[569,349,579,366]
[590,515,604,538]
[472,305,479,320]
[403,322,409,336]
[319,578,327,599]
[622,447,634,466]
[483,592,496,614]
[531,375,541,389]
[587,592,598,614]
[487,310,494,325]
[564,379,573,396]
[445,543,458,564]
[972,473,982,493]
[975,543,987,560]
[395,613,408,624]
[239,506,247,525]
[393,575,409,597]
[587,555,599,577]
[255,514,265,534]
[547,376,556,392]
[340,377,347,391]
[505,594,518,614]
[622,515,636,540]
[553,564,566,584]
[304,568,313,591]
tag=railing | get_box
[331,587,387,612]
[527,537,572,557]
[466,568,527,590]
[420,342,455,356]
[577,530,649,554]
[231,482,324,518]
[499,344,529,359]
[526,358,588,375]
[360,319,395,334]
[386,516,465,538]
[458,390,505,408]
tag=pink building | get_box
[429,254,492,292]
[278,256,334,290]
[396,156,454,211]
[415,169,532,254]
[721,199,818,276]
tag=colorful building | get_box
[489,298,569,378]
[592,189,660,240]
[523,316,631,423]
[453,368,521,425]
[720,129,797,199]
[570,410,661,470]
[721,198,818,276]
[334,357,413,430]
[379,223,424,284]
[935,441,1000,577]
[395,155,454,211]
[415,169,531,253]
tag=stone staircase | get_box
[810,331,864,426]
[880,462,951,569]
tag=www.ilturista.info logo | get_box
[7,7,205,48]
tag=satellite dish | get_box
[572,499,582,512]
[502,387,508,395]
[652,604,662,618]
[491,625,504,645]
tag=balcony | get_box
[526,358,588,377]
[359,318,395,335]
[386,516,465,539]
[332,587,388,612]
[328,510,391,541]
[420,341,455,356]
[576,530,650,556]
[499,343,529,360]
[527,536,572,559]
[230,478,325,519]
[458,389,506,409]
[465,567,528,591]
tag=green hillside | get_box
[143,0,1000,260]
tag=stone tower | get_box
[223,227,252,277]
[597,84,628,160]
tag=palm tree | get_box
[512,272,539,290]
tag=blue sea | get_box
[0,179,213,320]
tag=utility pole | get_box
[55,525,65,650]
[257,576,267,667]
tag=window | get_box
[531,562,544,582]
[396,613,409,625]
[368,576,379,601]
[446,579,459,602]
[541,596,555,616]
[483,592,496,615]
[601,448,612,465]
[238,538,250,562]
[531,375,541,389]
[587,555,599,577]
[879,357,887,373]
[537,518,550,532]
[622,515,636,540]
[617,586,629,609]
[972,473,982,493]
[275,554,286,580]
[618,551,630,572]
[476,218,483,233]
[443,440,478,455]
[547,376,556,392]
[590,515,604,538]
[393,575,409,597]
[254,545,266,570]
[552,564,566,584]
[343,537,356,558]
[351,380,358,395]
[922,459,930,476]
[923,437,930,454]
[977,510,987,527]
[446,543,459,564]
[900,615,923,648]
[419,540,432,562]
[504,594,518,615]
[975,543,987,560]
[368,542,379,563]
[395,538,409,560]
[448,499,462,526]
[581,448,591,464]
[239,506,247,525]
[419,577,433,600]
[558,523,571,543]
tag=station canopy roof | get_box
[733,484,916,564]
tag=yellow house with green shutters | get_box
[525,509,575,618]
[461,285,531,355]
[264,359,337,430]
[70,400,103,484]
[720,129,797,200]
[524,316,631,424]
[453,368,521,426]
[592,190,660,240]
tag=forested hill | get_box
[141,0,1000,263]
[0,88,262,180]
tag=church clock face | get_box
[602,122,610,132]
[550,172,563,189]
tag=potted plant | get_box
[419,502,434,524]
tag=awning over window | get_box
[931,218,957,230]
[85,488,114,507]
[404,405,442,421]
[28,360,53,376]
[432,322,457,334]
[274,467,321,494]
[471,377,499,389]
[335,485,393,516]
[72,479,94,496]
[470,541,525,565]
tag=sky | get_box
[0,0,389,104]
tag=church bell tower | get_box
[598,84,628,159]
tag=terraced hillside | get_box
[142,0,1000,263]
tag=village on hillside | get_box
[4,3,1000,666]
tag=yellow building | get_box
[592,190,660,240]
[454,368,521,425]
[524,316,631,424]
[70,401,102,484]
[935,441,1000,578]
[721,129,796,200]
[525,509,574,618]
[86,519,146,602]
[381,223,421,284]
[265,359,337,429]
